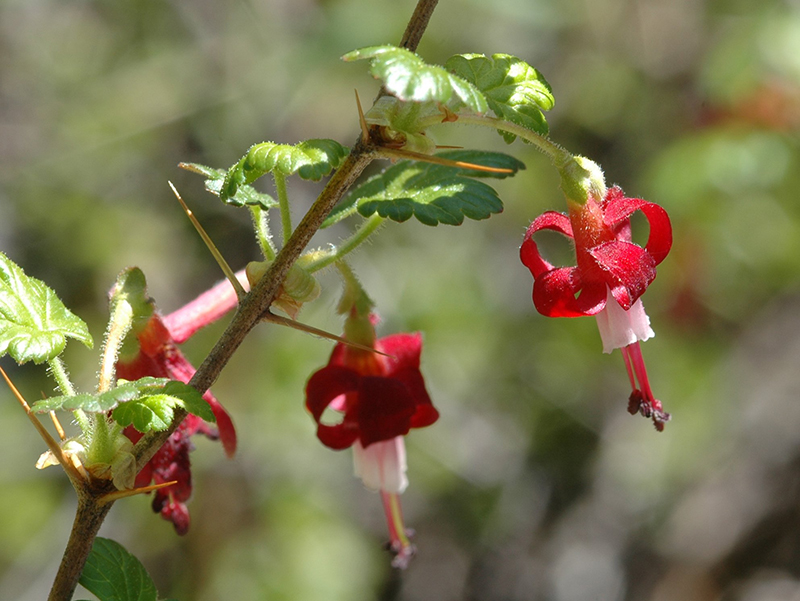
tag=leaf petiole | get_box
[274,171,293,245]
[305,213,386,273]
[417,112,573,166]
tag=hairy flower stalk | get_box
[521,158,673,429]
[305,269,438,567]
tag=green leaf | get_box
[343,46,488,114]
[32,377,168,414]
[112,395,175,432]
[220,139,349,200]
[179,162,277,209]
[79,537,158,601]
[161,380,216,423]
[111,380,214,433]
[325,150,524,227]
[446,53,555,140]
[0,252,93,364]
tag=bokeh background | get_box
[2,0,800,599]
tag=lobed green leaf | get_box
[112,380,215,432]
[220,139,349,200]
[343,45,488,114]
[79,537,158,601]
[0,252,93,364]
[179,162,277,209]
[324,150,524,227]
[32,377,168,414]
[446,53,555,140]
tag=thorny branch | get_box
[46,1,441,599]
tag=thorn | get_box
[378,148,514,174]
[434,145,464,149]
[262,312,393,358]
[49,411,66,441]
[439,104,458,123]
[97,480,178,506]
[177,162,206,175]
[0,367,87,483]
[355,90,370,144]
[169,182,247,301]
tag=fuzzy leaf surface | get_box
[31,377,168,414]
[79,537,158,601]
[325,150,524,227]
[0,253,93,364]
[343,45,487,114]
[220,139,349,200]
[446,53,555,140]
[179,162,277,209]
[112,380,215,432]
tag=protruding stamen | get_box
[380,491,416,569]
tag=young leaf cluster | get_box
[31,378,215,433]
[180,163,278,209]
[220,139,350,200]
[344,45,555,143]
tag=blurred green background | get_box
[2,0,800,599]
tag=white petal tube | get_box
[595,288,654,354]
[353,436,408,494]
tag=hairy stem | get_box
[250,205,277,261]
[421,112,573,166]
[306,213,385,273]
[274,171,293,245]
[48,357,89,432]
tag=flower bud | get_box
[246,258,321,319]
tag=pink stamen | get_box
[620,341,669,431]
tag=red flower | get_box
[520,186,671,318]
[116,276,240,533]
[305,331,439,451]
[305,314,439,568]
[520,186,673,430]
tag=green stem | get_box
[274,171,293,245]
[48,355,75,396]
[249,205,277,261]
[305,214,386,273]
[48,356,89,431]
[419,113,573,167]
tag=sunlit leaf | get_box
[32,377,168,414]
[79,537,158,601]
[343,45,488,114]
[324,150,524,227]
[112,380,215,433]
[446,53,554,140]
[179,162,277,209]
[220,139,349,200]
[0,252,92,364]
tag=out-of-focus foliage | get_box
[2,1,800,600]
